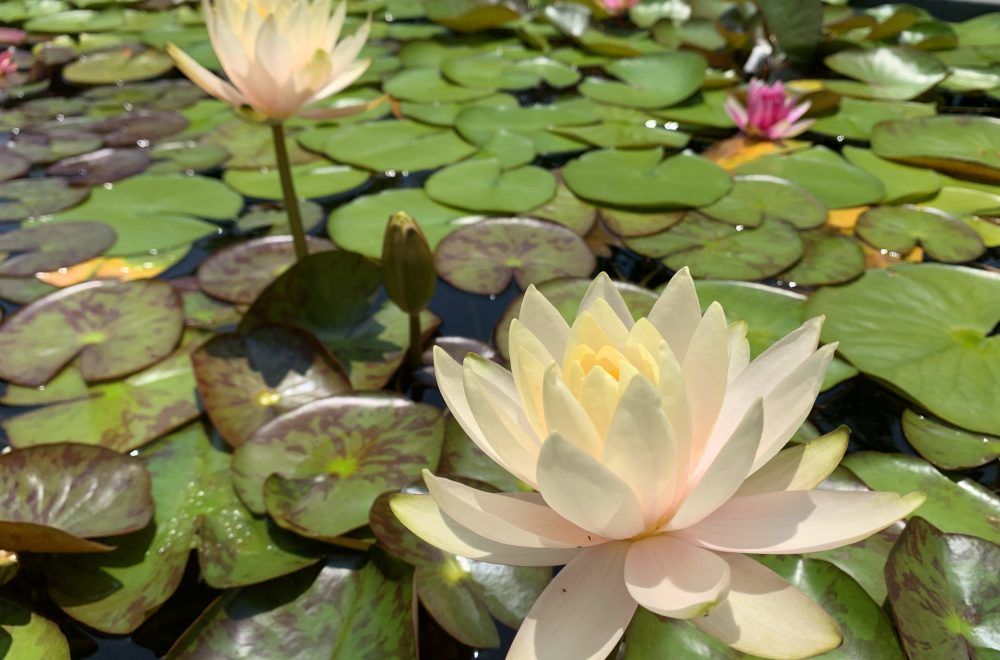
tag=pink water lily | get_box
[392,269,924,660]
[725,78,814,141]
[599,0,639,15]
[0,50,17,76]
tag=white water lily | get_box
[392,268,924,660]
[166,0,371,120]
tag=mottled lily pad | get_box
[0,151,30,181]
[317,119,476,173]
[4,128,103,165]
[699,174,827,229]
[0,600,70,659]
[856,206,985,263]
[0,178,90,221]
[236,200,324,234]
[807,265,1000,434]
[192,325,352,449]
[425,159,556,213]
[0,444,152,553]
[47,148,150,186]
[779,229,866,287]
[870,115,1000,183]
[564,149,731,209]
[0,221,115,276]
[437,415,528,493]
[91,110,189,147]
[902,409,1000,470]
[824,46,948,100]
[811,97,936,141]
[434,217,595,294]
[580,52,705,109]
[0,279,182,386]
[231,395,443,540]
[224,161,370,201]
[203,119,318,170]
[198,236,335,305]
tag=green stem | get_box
[406,312,422,368]
[270,122,308,261]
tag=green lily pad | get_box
[433,217,595,294]
[870,115,1000,183]
[654,90,736,129]
[564,149,731,209]
[371,492,548,648]
[550,122,690,149]
[885,517,1000,660]
[454,103,597,155]
[736,146,885,208]
[5,128,103,166]
[855,205,985,263]
[399,93,518,127]
[601,208,684,238]
[627,215,804,281]
[23,8,123,32]
[147,141,230,174]
[902,409,1000,470]
[0,178,90,222]
[442,52,580,90]
[192,325,352,449]
[807,265,1000,434]
[384,67,497,102]
[2,339,200,452]
[530,182,597,235]
[426,0,519,31]
[327,188,468,260]
[0,600,70,660]
[315,119,476,173]
[0,444,152,553]
[63,47,173,85]
[811,97,936,141]
[841,146,941,204]
[168,558,415,659]
[699,174,827,230]
[202,119,317,170]
[0,221,115,276]
[241,251,437,390]
[779,229,866,287]
[478,129,536,169]
[824,46,948,100]
[843,452,1000,544]
[921,185,1000,216]
[579,52,706,109]
[224,161,370,201]
[231,395,442,539]
[45,173,242,254]
[0,279,182,386]
[425,159,556,214]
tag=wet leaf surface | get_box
[0,221,115,276]
[0,599,70,659]
[901,409,1000,470]
[425,159,557,214]
[0,178,90,221]
[855,206,985,263]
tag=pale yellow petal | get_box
[541,364,602,457]
[576,271,634,329]
[647,267,702,362]
[682,302,730,461]
[624,536,730,618]
[517,284,570,364]
[736,426,849,496]
[166,43,247,108]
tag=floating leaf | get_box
[47,148,151,186]
[147,141,230,174]
[384,67,497,102]
[0,178,89,222]
[0,221,115,276]
[870,115,1000,183]
[433,217,595,294]
[203,119,317,169]
[224,161,370,200]
[0,279,182,386]
[437,416,528,493]
[579,52,706,109]
[654,89,736,129]
[811,97,936,141]
[529,182,597,235]
[0,600,70,660]
[4,128,103,166]
[23,8,123,33]
[824,46,948,100]
[779,229,865,287]
[314,119,476,173]
[454,103,596,155]
[64,47,174,85]
[902,409,1000,470]
[0,444,152,553]
[855,205,985,263]
[0,151,30,181]
[698,174,827,230]
[841,146,941,204]
[425,159,556,214]
[441,52,579,90]
[550,122,690,149]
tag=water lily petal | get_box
[508,542,636,660]
[682,302,730,460]
[165,43,247,108]
[647,267,702,362]
[577,365,619,438]
[657,340,693,474]
[537,433,645,539]
[692,552,842,660]
[509,318,556,438]
[624,536,730,618]
[577,272,633,329]
[726,321,750,383]
[433,347,495,460]
[677,490,926,554]
[542,364,603,456]
[736,426,849,496]
[518,285,571,364]
[390,494,579,566]
[724,95,748,131]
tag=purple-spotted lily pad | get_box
[170,277,242,329]
[47,148,151,186]
[167,558,415,659]
[856,205,985,263]
[0,599,70,659]
[41,424,326,634]
[372,492,549,648]
[434,217,595,294]
[437,416,529,494]
[0,279,183,386]
[232,395,443,541]
[0,178,90,222]
[0,221,116,276]
[241,251,439,390]
[92,110,189,147]
[4,128,103,165]
[0,276,57,305]
[198,236,336,305]
[192,325,352,449]
[0,151,29,182]
[0,444,152,553]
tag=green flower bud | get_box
[380,212,436,315]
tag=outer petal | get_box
[518,285,570,363]
[434,347,505,470]
[390,494,579,566]
[576,272,633,329]
[536,433,646,540]
[646,267,702,362]
[692,552,842,660]
[624,536,730,619]
[677,490,926,554]
[726,321,750,383]
[736,426,849,496]
[724,95,749,131]
[509,319,555,438]
[682,302,730,460]
[165,43,247,108]
[508,542,637,660]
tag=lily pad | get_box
[654,90,736,129]
[92,110,189,148]
[454,103,597,155]
[63,47,174,85]
[315,119,476,173]
[327,188,468,260]
[841,146,941,204]
[0,279,182,386]
[433,217,595,294]
[425,159,556,213]
[384,67,497,102]
[824,46,948,100]
[0,151,30,181]
[870,115,1000,183]
[147,141,230,174]
[736,146,885,208]
[564,149,731,209]
[885,517,1000,660]
[442,52,580,90]
[23,8,123,33]
[550,122,690,149]
[901,409,1000,470]
[225,161,370,201]
[601,208,684,238]
[203,119,318,170]
[478,129,536,168]
[192,325,352,449]
[231,395,443,540]
[779,229,866,287]
[0,221,115,276]
[0,444,152,553]
[437,415,528,493]
[579,52,706,109]
[0,600,70,659]
[236,201,324,235]
[855,205,985,263]
[399,93,518,127]
[47,148,150,186]
[699,174,827,229]
[811,97,936,141]
[4,128,103,165]
[808,264,1000,434]
[0,178,90,222]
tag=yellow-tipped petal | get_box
[736,426,850,496]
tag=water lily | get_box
[599,0,639,16]
[392,269,924,660]
[0,50,17,76]
[725,78,814,141]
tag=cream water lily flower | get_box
[392,269,924,660]
[166,0,371,120]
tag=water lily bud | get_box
[0,550,18,586]
[381,212,436,315]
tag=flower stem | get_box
[406,311,422,368]
[270,122,308,261]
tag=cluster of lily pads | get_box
[0,0,997,657]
